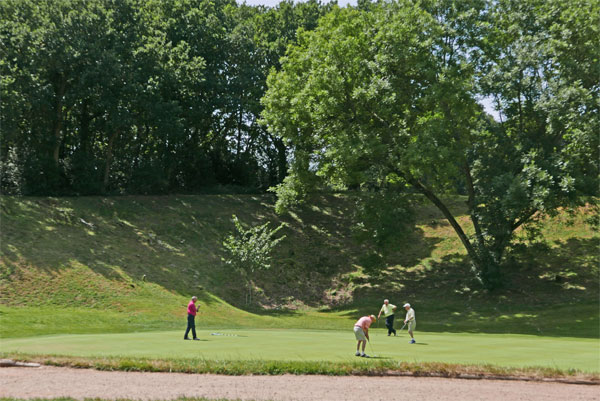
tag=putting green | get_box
[1,329,598,372]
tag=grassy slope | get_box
[0,195,598,339]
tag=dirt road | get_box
[1,366,598,401]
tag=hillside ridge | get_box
[1,195,597,338]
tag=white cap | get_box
[403,303,410,308]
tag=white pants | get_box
[354,326,367,341]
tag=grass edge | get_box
[2,352,597,384]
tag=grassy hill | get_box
[1,195,598,338]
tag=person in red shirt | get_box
[184,296,200,340]
[353,314,376,357]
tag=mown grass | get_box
[2,352,597,382]
[2,329,598,373]
[1,195,597,339]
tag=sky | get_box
[238,0,501,121]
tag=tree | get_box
[261,0,598,289]
[222,215,286,304]
[0,0,336,195]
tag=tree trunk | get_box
[102,130,119,193]
[402,172,479,262]
[79,100,91,155]
[52,75,67,167]
[464,162,485,248]
[274,137,287,184]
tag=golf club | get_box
[397,322,407,334]
[367,339,378,357]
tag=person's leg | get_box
[389,314,396,335]
[191,316,197,339]
[385,315,392,335]
[361,340,366,353]
[184,314,193,339]
[408,321,416,343]
[354,327,362,355]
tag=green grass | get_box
[1,195,598,379]
[1,329,598,373]
[1,195,597,338]
[0,304,356,338]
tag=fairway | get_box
[2,328,598,372]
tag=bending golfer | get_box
[377,299,397,336]
[184,296,200,340]
[403,303,416,344]
[353,314,376,357]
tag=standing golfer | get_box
[353,314,376,357]
[403,303,416,344]
[377,299,397,336]
[184,296,200,340]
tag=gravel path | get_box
[1,366,598,401]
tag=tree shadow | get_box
[2,195,596,339]
[362,239,599,338]
[0,194,437,313]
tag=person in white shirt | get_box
[403,303,416,344]
[377,299,397,336]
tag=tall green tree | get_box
[0,0,337,195]
[261,0,598,289]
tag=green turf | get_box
[1,195,598,378]
[1,329,598,372]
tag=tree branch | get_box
[511,208,538,232]
[398,170,479,263]
[464,162,485,246]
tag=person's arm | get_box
[377,305,383,319]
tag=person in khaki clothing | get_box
[403,303,416,344]
[377,299,397,336]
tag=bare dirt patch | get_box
[1,366,598,401]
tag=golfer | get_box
[377,299,397,336]
[184,296,200,340]
[353,314,376,357]
[403,303,416,344]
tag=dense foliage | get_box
[1,0,597,288]
[0,0,333,195]
[262,0,598,288]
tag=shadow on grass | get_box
[348,237,599,338]
[1,195,433,310]
[1,195,597,339]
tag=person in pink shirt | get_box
[353,314,376,357]
[184,296,200,340]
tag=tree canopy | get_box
[262,0,598,288]
[1,0,597,288]
[0,0,334,195]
